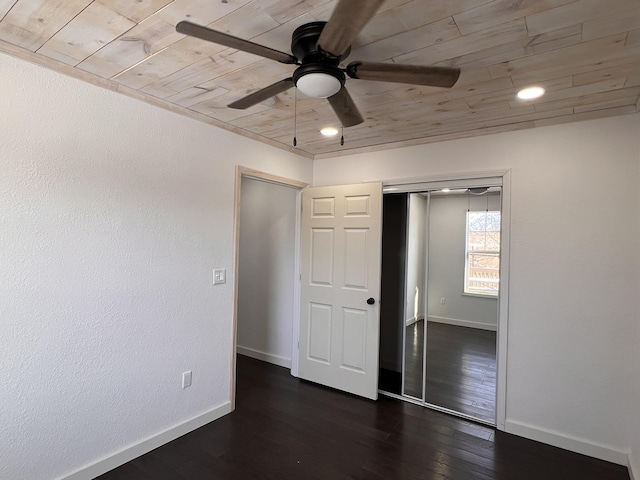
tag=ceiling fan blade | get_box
[317,0,385,59]
[176,21,298,64]
[346,62,461,88]
[228,78,295,109]
[327,88,364,127]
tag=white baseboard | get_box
[629,451,639,480]
[59,401,232,480]
[428,315,497,331]
[237,345,292,368]
[406,314,424,326]
[505,419,628,466]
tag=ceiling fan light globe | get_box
[296,73,342,98]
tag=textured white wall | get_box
[0,52,311,480]
[314,114,639,457]
[427,194,499,328]
[631,132,640,479]
[237,177,298,365]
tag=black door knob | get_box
[367,297,375,305]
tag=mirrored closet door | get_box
[381,186,501,425]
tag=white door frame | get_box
[231,166,308,410]
[381,169,511,431]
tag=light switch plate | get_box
[182,371,192,389]
[213,268,226,285]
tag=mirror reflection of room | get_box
[402,193,427,400]
[402,188,500,424]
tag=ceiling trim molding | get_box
[0,39,315,160]
[2,37,638,163]
[312,122,536,160]
[314,106,640,160]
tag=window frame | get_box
[464,210,501,297]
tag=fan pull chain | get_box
[293,89,297,147]
[340,125,344,146]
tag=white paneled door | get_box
[299,183,382,400]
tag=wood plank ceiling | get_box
[0,0,639,158]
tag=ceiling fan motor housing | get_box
[291,21,350,63]
[291,22,347,98]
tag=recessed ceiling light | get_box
[517,86,545,100]
[320,127,339,137]
[259,96,276,106]
[441,188,451,193]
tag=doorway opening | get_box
[231,167,307,408]
[378,174,509,427]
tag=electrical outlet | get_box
[213,268,226,285]
[182,371,192,389]
[440,297,446,305]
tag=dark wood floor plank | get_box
[97,355,630,480]
[404,321,497,422]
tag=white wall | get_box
[427,193,499,330]
[237,177,298,367]
[2,45,637,478]
[631,131,640,480]
[0,52,312,480]
[405,194,427,324]
[314,113,640,463]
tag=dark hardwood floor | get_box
[404,321,497,423]
[97,355,629,480]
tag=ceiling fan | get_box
[176,0,461,127]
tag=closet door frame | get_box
[382,170,510,431]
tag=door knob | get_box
[367,297,375,305]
